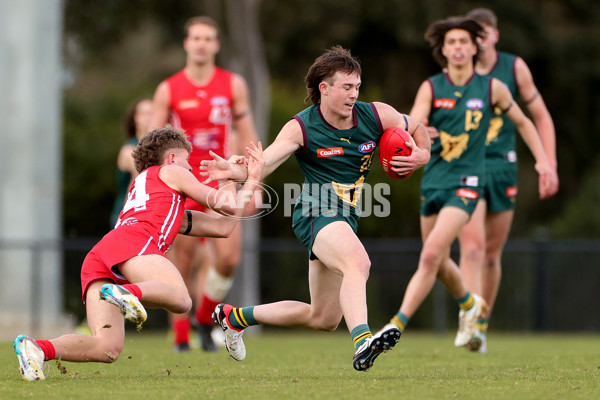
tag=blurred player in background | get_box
[201,46,430,371]
[110,97,153,227]
[379,16,554,349]
[458,8,559,353]
[13,128,264,381]
[151,16,259,352]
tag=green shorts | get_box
[420,187,481,217]
[292,200,359,261]
[482,170,518,212]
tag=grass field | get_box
[1,330,598,399]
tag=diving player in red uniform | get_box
[13,127,264,381]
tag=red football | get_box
[379,127,413,180]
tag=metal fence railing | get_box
[2,237,599,334]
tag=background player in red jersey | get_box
[13,127,264,381]
[150,16,259,352]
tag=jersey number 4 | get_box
[123,170,150,213]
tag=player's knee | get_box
[168,291,193,314]
[345,257,370,280]
[419,248,443,273]
[216,253,240,274]
[311,317,341,332]
[485,252,501,269]
[99,341,123,363]
[462,243,484,265]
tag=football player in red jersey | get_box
[151,16,259,352]
[13,127,264,381]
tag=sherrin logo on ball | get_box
[378,127,413,180]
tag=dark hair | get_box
[425,16,485,67]
[132,128,192,172]
[466,8,498,29]
[124,98,152,139]
[304,45,362,105]
[184,16,220,39]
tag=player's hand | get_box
[199,151,233,183]
[228,154,248,166]
[390,136,430,175]
[535,161,557,199]
[246,141,265,182]
[422,118,439,141]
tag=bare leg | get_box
[483,210,514,316]
[50,280,126,363]
[400,207,470,317]
[252,221,368,332]
[458,200,487,295]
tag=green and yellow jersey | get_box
[292,101,384,218]
[481,51,518,173]
[422,72,493,191]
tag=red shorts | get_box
[80,225,167,302]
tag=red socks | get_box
[122,284,142,300]
[173,318,191,345]
[195,295,220,325]
[36,340,56,361]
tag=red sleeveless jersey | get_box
[166,67,234,180]
[116,166,185,252]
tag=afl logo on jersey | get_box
[358,141,377,153]
[466,98,484,110]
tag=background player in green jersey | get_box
[200,46,431,371]
[379,16,554,349]
[459,8,559,353]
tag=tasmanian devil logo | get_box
[358,141,377,153]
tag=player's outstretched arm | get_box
[178,142,265,238]
[200,118,303,183]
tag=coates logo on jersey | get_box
[317,147,344,158]
[506,186,518,198]
[358,141,377,153]
[207,181,279,221]
[466,98,484,110]
[433,99,456,109]
[456,188,479,200]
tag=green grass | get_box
[1,331,599,399]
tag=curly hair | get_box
[304,45,362,105]
[425,16,485,67]
[132,128,192,172]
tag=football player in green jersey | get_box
[200,45,431,371]
[458,8,559,353]
[379,16,555,349]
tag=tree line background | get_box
[62,0,600,240]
